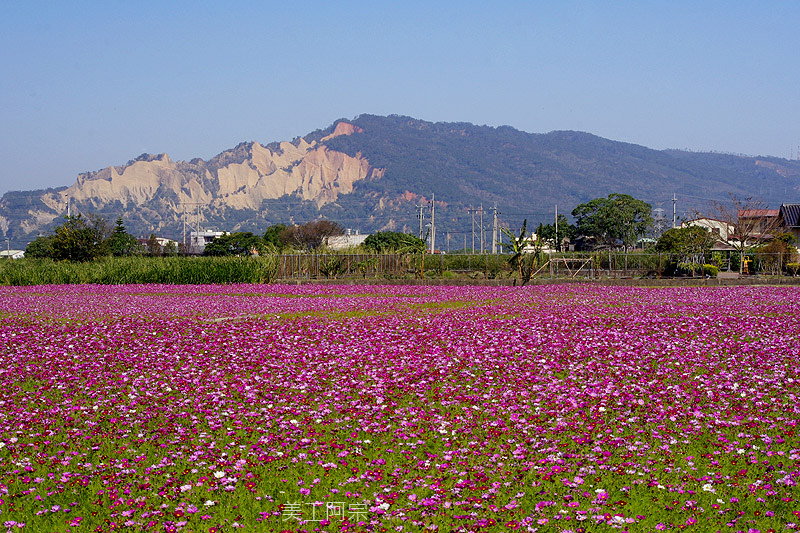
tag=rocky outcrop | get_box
[3,122,381,239]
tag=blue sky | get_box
[1,1,799,196]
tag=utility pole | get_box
[180,202,205,250]
[672,193,677,229]
[416,202,426,239]
[479,205,484,254]
[555,204,559,252]
[490,204,499,254]
[468,206,477,254]
[429,193,435,253]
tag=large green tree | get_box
[263,224,288,251]
[363,231,425,253]
[536,214,576,252]
[203,232,264,256]
[50,214,110,261]
[107,217,141,256]
[655,226,716,256]
[572,193,653,250]
[25,234,56,259]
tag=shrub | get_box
[702,264,719,277]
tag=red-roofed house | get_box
[736,209,780,242]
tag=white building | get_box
[325,229,369,251]
[325,234,369,250]
[189,230,226,253]
[521,234,555,254]
[681,218,734,242]
[155,237,177,248]
[0,249,25,259]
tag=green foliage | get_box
[0,255,280,285]
[676,262,701,276]
[203,232,263,256]
[24,234,56,259]
[107,217,141,256]
[535,214,576,251]
[756,233,797,271]
[703,264,719,277]
[356,256,379,278]
[787,263,800,276]
[655,226,715,255]
[672,261,718,277]
[25,214,141,261]
[51,214,110,261]
[572,193,653,250]
[500,219,541,285]
[263,224,288,251]
[318,255,346,279]
[363,231,425,253]
[145,234,162,256]
[162,241,178,256]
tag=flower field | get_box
[0,284,799,533]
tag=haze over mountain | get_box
[1,114,799,247]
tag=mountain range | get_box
[2,114,799,247]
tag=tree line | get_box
[23,193,796,268]
[24,216,428,261]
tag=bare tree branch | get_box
[704,194,782,275]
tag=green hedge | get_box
[0,256,279,286]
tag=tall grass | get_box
[0,255,280,285]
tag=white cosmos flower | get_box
[213,471,225,478]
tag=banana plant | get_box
[501,219,542,285]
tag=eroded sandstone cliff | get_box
[3,122,380,238]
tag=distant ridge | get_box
[1,114,798,245]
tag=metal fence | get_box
[273,251,790,281]
[276,253,516,280]
[597,252,785,278]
